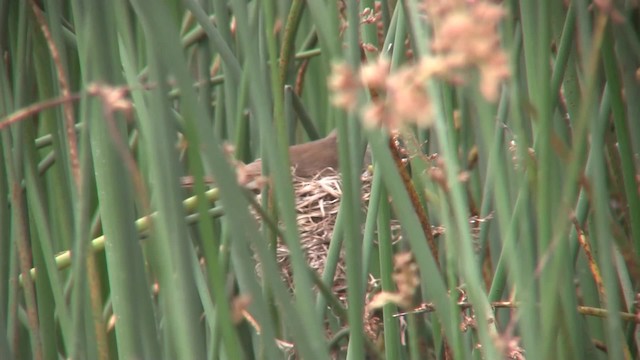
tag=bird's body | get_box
[243,130,340,178]
[182,130,369,189]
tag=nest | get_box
[248,167,495,357]
[254,168,404,300]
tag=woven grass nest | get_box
[251,166,452,356]
[247,161,496,359]
[254,167,403,300]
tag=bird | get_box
[181,130,370,189]
[242,129,340,179]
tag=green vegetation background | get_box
[1,1,639,359]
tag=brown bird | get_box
[242,130,339,179]
[181,130,369,189]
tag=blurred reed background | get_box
[1,0,639,359]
